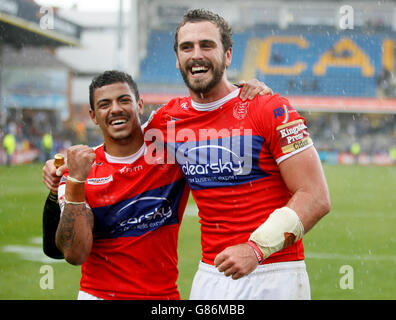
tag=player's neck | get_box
[189,79,235,104]
[104,132,144,158]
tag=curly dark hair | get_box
[173,9,233,53]
[89,70,140,111]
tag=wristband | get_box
[67,175,86,184]
[246,241,264,264]
[64,198,86,205]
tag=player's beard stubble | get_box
[178,57,226,95]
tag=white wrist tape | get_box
[249,207,304,260]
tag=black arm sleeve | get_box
[42,192,64,259]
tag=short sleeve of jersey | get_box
[252,94,313,165]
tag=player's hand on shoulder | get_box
[214,243,259,280]
[239,79,273,101]
[66,145,96,181]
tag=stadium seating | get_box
[138,26,396,97]
[139,31,183,84]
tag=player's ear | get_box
[137,99,144,116]
[176,55,180,70]
[89,108,98,125]
[225,47,232,68]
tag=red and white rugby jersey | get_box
[58,142,189,300]
[149,89,313,265]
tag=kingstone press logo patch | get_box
[276,119,312,154]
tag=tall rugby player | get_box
[148,9,330,299]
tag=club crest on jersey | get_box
[233,101,249,120]
[181,102,189,110]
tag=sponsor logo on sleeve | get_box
[276,119,312,154]
[273,104,296,124]
[87,175,113,185]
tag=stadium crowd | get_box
[306,112,395,156]
[1,105,395,166]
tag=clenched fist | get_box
[214,243,259,280]
[66,145,96,181]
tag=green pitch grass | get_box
[0,163,395,300]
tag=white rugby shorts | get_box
[77,290,103,300]
[189,260,310,300]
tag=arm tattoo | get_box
[56,204,94,251]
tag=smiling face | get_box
[89,82,143,146]
[175,21,232,98]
